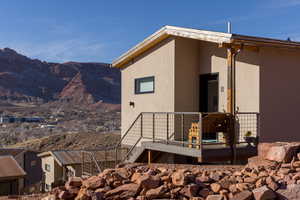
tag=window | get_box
[135,76,155,94]
[45,184,50,191]
[45,164,51,172]
[31,160,37,167]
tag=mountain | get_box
[0,48,120,105]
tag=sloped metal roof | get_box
[0,156,26,180]
[112,25,300,68]
[52,151,82,166]
[0,148,25,157]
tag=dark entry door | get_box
[200,74,219,141]
[200,73,219,112]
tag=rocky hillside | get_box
[44,142,300,200]
[0,48,120,105]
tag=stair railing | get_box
[115,113,143,165]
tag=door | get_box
[199,73,219,141]
[200,73,219,112]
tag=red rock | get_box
[105,183,139,198]
[277,184,300,200]
[75,188,90,200]
[58,191,74,200]
[210,183,222,193]
[265,143,300,163]
[136,174,160,189]
[66,177,82,188]
[131,172,143,183]
[253,186,276,200]
[231,190,253,200]
[82,176,106,190]
[198,188,211,198]
[206,194,224,200]
[180,184,199,198]
[171,170,194,186]
[145,185,167,199]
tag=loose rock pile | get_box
[44,142,300,200]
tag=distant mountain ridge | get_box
[0,48,120,105]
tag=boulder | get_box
[171,170,194,186]
[253,186,276,200]
[265,143,300,163]
[210,183,222,193]
[180,184,199,198]
[206,194,224,200]
[82,176,106,190]
[145,185,167,199]
[277,184,300,200]
[41,195,56,200]
[105,183,140,198]
[66,177,82,188]
[75,188,91,200]
[58,191,74,200]
[136,174,160,190]
[231,190,253,200]
[198,188,211,198]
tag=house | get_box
[112,25,300,163]
[0,156,26,195]
[38,150,82,192]
[0,148,42,191]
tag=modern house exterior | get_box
[38,150,82,192]
[0,156,26,195]
[112,25,300,163]
[0,148,42,192]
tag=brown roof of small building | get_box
[0,156,26,180]
[0,148,25,157]
[38,150,82,166]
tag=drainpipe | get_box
[233,48,241,114]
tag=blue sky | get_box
[0,0,300,63]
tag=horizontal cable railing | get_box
[113,111,260,165]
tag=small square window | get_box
[45,164,51,172]
[135,76,154,94]
[31,160,37,167]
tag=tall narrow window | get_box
[135,76,155,94]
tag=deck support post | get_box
[148,150,152,165]
[227,48,234,114]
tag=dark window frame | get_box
[134,76,155,94]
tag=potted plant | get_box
[244,131,257,146]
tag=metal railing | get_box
[113,111,260,165]
[235,112,260,143]
[81,148,128,177]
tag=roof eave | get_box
[231,34,300,49]
[112,26,232,68]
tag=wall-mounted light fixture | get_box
[129,101,135,108]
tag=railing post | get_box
[115,146,118,166]
[141,114,143,137]
[181,114,184,147]
[153,113,155,142]
[81,151,84,176]
[257,113,260,139]
[198,113,202,162]
[166,113,169,144]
